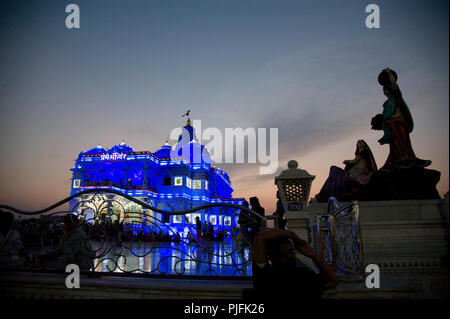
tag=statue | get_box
[359,68,440,201]
[315,140,378,202]
[372,68,431,171]
[316,68,441,202]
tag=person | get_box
[374,68,431,170]
[315,140,378,202]
[248,197,265,244]
[0,210,27,268]
[195,216,202,242]
[61,214,95,271]
[252,229,338,299]
[272,191,286,230]
[202,221,208,242]
[207,222,214,241]
[187,230,195,243]
[36,214,95,271]
[238,201,251,244]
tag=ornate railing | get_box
[0,189,265,278]
[313,197,364,279]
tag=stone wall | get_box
[0,272,253,299]
[286,197,449,298]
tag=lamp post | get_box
[275,160,316,269]
[275,160,315,214]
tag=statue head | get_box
[378,68,398,86]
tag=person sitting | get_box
[252,229,338,299]
[315,140,378,202]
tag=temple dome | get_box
[108,141,133,154]
[171,120,212,164]
[153,142,172,159]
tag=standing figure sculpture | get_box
[372,68,431,170]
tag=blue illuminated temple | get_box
[69,118,245,237]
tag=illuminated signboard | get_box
[287,202,303,211]
[73,179,81,188]
[100,152,127,161]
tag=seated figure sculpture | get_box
[315,140,378,202]
[316,68,440,202]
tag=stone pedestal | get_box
[286,197,449,298]
[284,216,316,270]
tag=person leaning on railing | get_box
[252,229,338,299]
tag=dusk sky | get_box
[0,0,448,214]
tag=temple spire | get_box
[182,109,191,126]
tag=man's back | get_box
[252,260,328,299]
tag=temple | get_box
[69,118,245,237]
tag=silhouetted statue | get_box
[359,68,440,201]
[372,68,431,171]
[315,140,378,202]
[317,68,441,202]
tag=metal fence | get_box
[0,189,265,278]
[313,197,364,279]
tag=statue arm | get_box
[343,155,362,165]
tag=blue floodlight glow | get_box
[70,121,245,235]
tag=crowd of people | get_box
[1,194,285,268]
[1,190,338,299]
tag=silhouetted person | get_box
[195,217,202,242]
[0,210,26,267]
[238,201,251,244]
[207,222,214,241]
[273,191,286,230]
[61,214,95,271]
[252,229,338,299]
[202,222,208,242]
[248,197,265,244]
